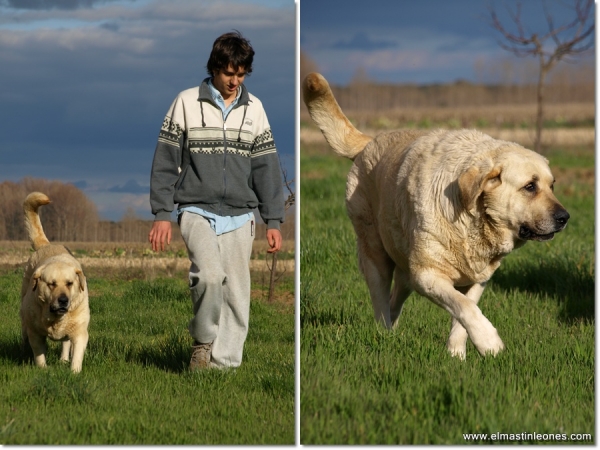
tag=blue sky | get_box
[0,0,295,220]
[300,0,594,85]
[0,0,593,220]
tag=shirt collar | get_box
[207,78,242,109]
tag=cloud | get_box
[1,0,127,10]
[346,49,429,72]
[86,190,151,221]
[108,179,149,194]
[0,0,295,220]
[0,0,295,218]
[99,20,119,32]
[332,32,396,51]
[71,180,87,189]
[118,192,149,210]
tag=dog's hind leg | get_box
[347,171,396,327]
[390,268,412,328]
[21,324,30,355]
[446,283,486,360]
[356,238,395,328]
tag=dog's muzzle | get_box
[50,294,70,315]
[519,208,570,241]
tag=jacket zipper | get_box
[211,93,246,216]
[219,117,227,216]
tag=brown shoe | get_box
[189,341,213,371]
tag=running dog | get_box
[302,72,569,358]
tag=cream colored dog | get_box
[303,72,570,358]
[20,192,90,372]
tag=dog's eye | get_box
[523,182,537,193]
[66,281,74,288]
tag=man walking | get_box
[149,31,284,370]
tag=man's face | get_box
[212,64,246,101]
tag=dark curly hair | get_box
[206,30,254,77]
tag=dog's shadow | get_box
[2,338,192,374]
[489,259,594,324]
[0,339,29,365]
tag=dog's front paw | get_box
[462,313,505,357]
[447,341,467,360]
[447,320,468,360]
[472,330,505,356]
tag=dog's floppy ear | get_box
[458,164,502,212]
[76,269,86,292]
[32,267,44,293]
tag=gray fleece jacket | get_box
[150,79,284,229]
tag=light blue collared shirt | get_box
[178,207,253,236]
[207,78,242,119]
[177,78,251,235]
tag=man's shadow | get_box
[130,340,190,374]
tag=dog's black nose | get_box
[554,209,570,226]
[58,294,69,306]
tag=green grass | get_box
[300,143,594,444]
[547,146,596,170]
[0,271,294,444]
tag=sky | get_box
[300,0,595,85]
[0,0,295,220]
[0,0,593,221]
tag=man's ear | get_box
[458,165,502,212]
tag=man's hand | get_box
[266,229,282,253]
[149,221,172,252]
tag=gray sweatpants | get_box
[179,211,255,368]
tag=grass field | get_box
[0,260,294,444]
[300,138,594,444]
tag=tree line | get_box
[300,52,594,112]
[329,62,593,112]
[0,178,154,242]
[0,178,294,243]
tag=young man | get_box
[148,31,284,370]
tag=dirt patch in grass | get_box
[0,252,293,274]
[251,288,295,306]
[0,241,295,304]
[0,241,294,273]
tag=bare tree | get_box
[489,0,594,153]
[267,168,295,303]
[122,206,139,242]
[0,178,99,241]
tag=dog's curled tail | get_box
[302,72,372,161]
[23,192,51,250]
